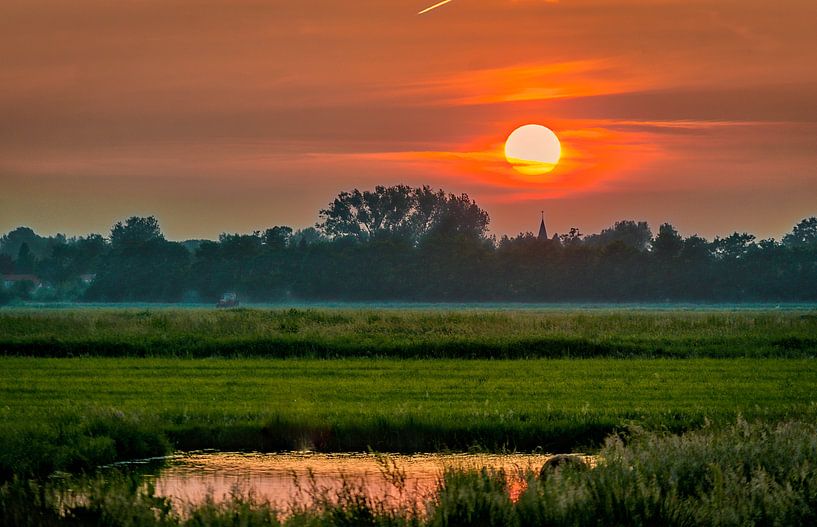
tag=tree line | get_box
[1,185,816,303]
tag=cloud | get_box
[392,60,652,106]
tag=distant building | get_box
[537,211,548,240]
[2,274,42,289]
[79,273,97,285]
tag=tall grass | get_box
[1,308,816,358]
[3,420,817,526]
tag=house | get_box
[79,273,97,285]
[2,274,42,289]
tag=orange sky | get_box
[2,0,816,240]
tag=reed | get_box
[3,420,816,526]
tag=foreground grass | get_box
[2,357,816,479]
[4,420,817,526]
[1,307,816,358]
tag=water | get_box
[138,451,564,511]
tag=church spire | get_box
[538,210,548,240]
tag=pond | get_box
[134,451,568,511]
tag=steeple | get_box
[537,211,548,240]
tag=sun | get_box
[504,124,561,175]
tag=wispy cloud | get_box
[394,60,656,106]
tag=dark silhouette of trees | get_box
[585,220,652,251]
[653,223,684,260]
[0,254,13,274]
[110,216,164,248]
[318,185,489,244]
[783,217,817,248]
[14,243,35,274]
[0,227,65,261]
[87,217,189,302]
[1,189,815,304]
[713,232,757,260]
[559,228,583,248]
[262,226,293,251]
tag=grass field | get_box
[1,307,816,358]
[2,356,816,479]
[2,308,817,523]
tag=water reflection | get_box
[147,451,559,510]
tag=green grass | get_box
[1,307,816,357]
[2,357,816,478]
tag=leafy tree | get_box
[585,220,652,251]
[559,228,583,248]
[679,235,711,264]
[87,217,189,302]
[782,217,817,248]
[15,243,35,274]
[292,227,325,248]
[262,226,293,251]
[713,232,756,260]
[318,185,416,240]
[318,185,489,244]
[423,191,490,241]
[40,234,106,285]
[110,216,163,249]
[652,223,684,260]
[0,227,50,259]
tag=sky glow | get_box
[1,0,815,240]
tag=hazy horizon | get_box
[2,202,813,244]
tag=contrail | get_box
[418,0,454,15]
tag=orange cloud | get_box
[394,60,657,106]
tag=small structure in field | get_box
[217,292,239,308]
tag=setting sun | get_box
[504,124,562,176]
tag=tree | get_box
[15,243,35,274]
[424,191,490,241]
[318,185,490,244]
[652,223,684,260]
[292,227,325,248]
[88,217,189,302]
[559,228,583,248]
[782,217,817,248]
[262,226,293,251]
[0,226,49,259]
[40,234,107,285]
[318,185,416,240]
[713,232,756,259]
[679,235,711,263]
[110,216,163,248]
[585,220,652,252]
